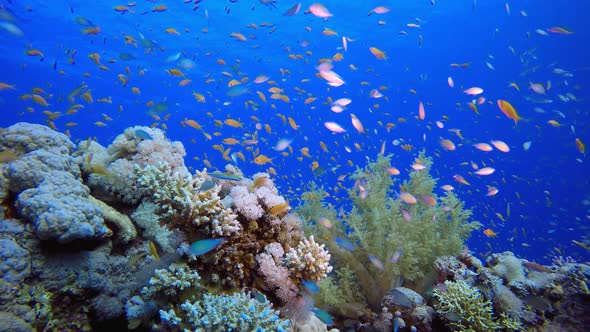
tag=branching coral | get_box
[132,162,194,218]
[285,235,332,281]
[83,126,190,204]
[256,242,299,303]
[297,152,482,313]
[432,280,522,332]
[159,292,290,332]
[433,280,499,331]
[141,263,202,299]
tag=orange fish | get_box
[575,138,586,154]
[224,118,243,128]
[369,47,387,60]
[82,26,101,35]
[0,82,16,90]
[497,99,521,124]
[483,228,497,238]
[453,174,470,185]
[152,5,167,12]
[253,154,273,165]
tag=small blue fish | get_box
[208,171,242,181]
[312,308,334,325]
[189,238,225,256]
[301,280,319,293]
[252,290,267,303]
[135,129,152,140]
[334,237,355,251]
[226,84,249,97]
[198,180,216,192]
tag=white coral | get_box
[228,185,264,220]
[256,243,299,303]
[141,263,201,298]
[285,236,332,281]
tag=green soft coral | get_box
[298,152,482,313]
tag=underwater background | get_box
[1,0,589,331]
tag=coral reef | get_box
[430,251,590,331]
[1,121,587,332]
[297,152,481,315]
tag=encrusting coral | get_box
[298,152,482,315]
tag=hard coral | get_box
[159,292,290,332]
[0,122,75,155]
[432,280,499,331]
[285,235,333,281]
[84,126,190,204]
[16,171,111,243]
[141,263,201,299]
[256,242,299,303]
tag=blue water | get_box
[1,0,589,264]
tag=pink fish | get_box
[324,121,346,133]
[333,97,352,106]
[491,140,510,152]
[274,138,293,151]
[370,89,383,98]
[318,70,345,86]
[475,167,495,175]
[411,163,426,170]
[385,167,400,175]
[350,114,365,133]
[486,186,499,196]
[421,195,436,206]
[309,3,333,18]
[368,6,390,15]
[330,105,344,113]
[464,87,484,95]
[318,217,332,228]
[283,3,301,16]
[399,192,417,204]
[418,101,425,120]
[529,82,546,94]
[390,249,403,264]
[368,255,384,270]
[401,209,412,222]
[447,76,454,88]
[473,143,493,152]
